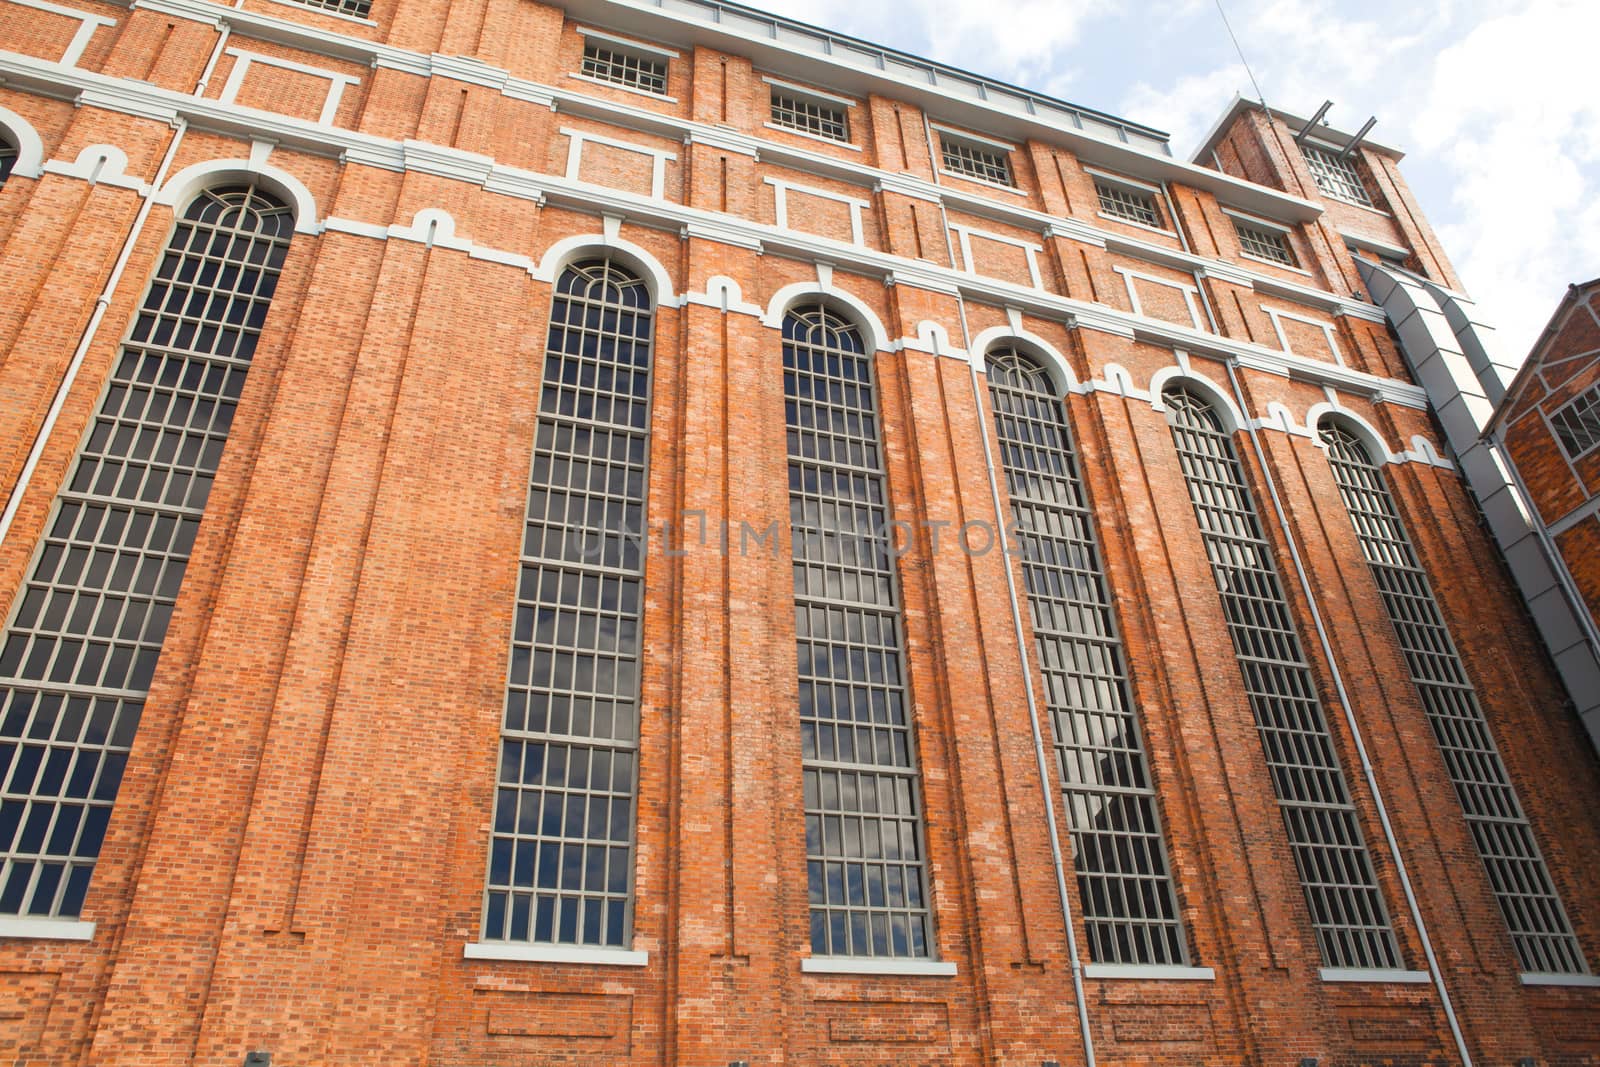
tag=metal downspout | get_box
[918,110,1096,1067]
[1219,359,1474,1067]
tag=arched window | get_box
[1163,385,1399,970]
[784,304,934,959]
[0,184,294,919]
[1320,421,1585,974]
[481,259,654,950]
[987,349,1186,965]
[0,134,18,187]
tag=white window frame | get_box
[949,223,1044,289]
[562,127,677,200]
[574,27,676,99]
[1085,166,1167,233]
[1261,304,1344,365]
[763,76,856,148]
[1112,265,1202,330]
[764,176,870,245]
[931,123,1019,192]
[1222,207,1305,273]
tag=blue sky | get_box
[755,0,1600,362]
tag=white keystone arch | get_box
[0,105,47,180]
[1305,402,1399,465]
[969,325,1079,395]
[761,281,893,354]
[156,157,321,234]
[1148,365,1249,433]
[533,232,680,309]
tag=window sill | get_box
[801,957,957,976]
[1083,963,1215,981]
[255,0,377,25]
[463,942,648,966]
[1319,967,1430,984]
[1322,193,1389,217]
[1240,251,1311,276]
[1521,972,1600,988]
[0,916,97,941]
[567,73,677,104]
[761,122,861,151]
[1095,211,1171,237]
[938,170,1025,197]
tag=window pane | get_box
[940,136,1013,187]
[481,259,654,949]
[785,305,934,958]
[1321,422,1585,974]
[987,349,1188,966]
[770,90,849,142]
[0,185,293,918]
[1095,181,1161,228]
[1302,144,1372,206]
[1163,386,1399,970]
[581,42,668,95]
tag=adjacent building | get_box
[0,0,1597,1062]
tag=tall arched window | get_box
[784,304,934,959]
[1320,421,1586,975]
[480,258,654,950]
[987,349,1186,965]
[0,185,294,919]
[0,135,17,187]
[1163,384,1399,970]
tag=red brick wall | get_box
[0,1,1597,1064]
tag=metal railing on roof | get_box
[619,0,1173,155]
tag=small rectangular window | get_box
[939,133,1013,187]
[581,40,668,95]
[287,0,370,16]
[1551,385,1600,460]
[1233,218,1297,267]
[770,88,849,142]
[1302,144,1372,206]
[1094,180,1161,228]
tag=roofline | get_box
[1191,96,1404,165]
[1487,277,1600,434]
[561,0,1326,222]
[577,0,1172,148]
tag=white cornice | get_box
[0,48,1426,411]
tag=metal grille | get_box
[1234,219,1296,267]
[771,90,849,142]
[481,259,653,950]
[1162,386,1400,970]
[940,136,1013,187]
[1095,181,1161,228]
[987,350,1187,965]
[580,42,668,95]
[1302,144,1372,206]
[1322,423,1588,974]
[1550,384,1600,460]
[287,0,371,17]
[1,185,292,919]
[785,305,934,959]
[0,139,16,186]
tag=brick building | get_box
[1470,280,1600,745]
[0,0,1597,1062]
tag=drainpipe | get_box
[0,23,232,550]
[919,110,1097,1067]
[1220,359,1474,1067]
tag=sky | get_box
[752,0,1600,364]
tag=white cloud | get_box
[1410,0,1600,355]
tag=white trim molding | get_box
[800,956,957,976]
[1114,266,1203,331]
[1319,968,1432,984]
[1083,963,1216,981]
[4,0,116,66]
[463,942,649,966]
[218,47,359,126]
[764,176,870,246]
[561,126,676,201]
[1262,304,1345,366]
[1520,972,1600,988]
[0,103,48,179]
[0,916,97,940]
[951,223,1044,290]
